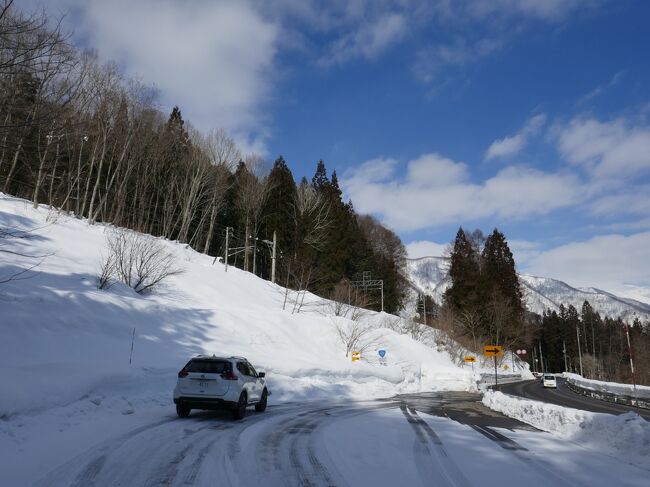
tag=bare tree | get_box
[202,127,240,170]
[324,279,370,321]
[235,156,272,272]
[294,179,331,252]
[335,318,377,359]
[99,228,183,294]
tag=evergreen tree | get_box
[481,229,524,345]
[259,156,298,277]
[444,227,481,313]
[482,229,523,316]
[162,106,191,163]
[312,160,329,190]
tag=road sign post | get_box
[464,355,476,372]
[483,345,503,386]
[378,349,387,366]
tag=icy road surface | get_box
[31,392,648,487]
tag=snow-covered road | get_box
[30,392,649,487]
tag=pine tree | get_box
[312,160,329,190]
[162,106,191,163]
[481,229,525,343]
[444,227,481,313]
[259,156,298,277]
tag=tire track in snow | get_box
[469,425,579,487]
[254,403,395,487]
[399,405,472,487]
[35,416,178,487]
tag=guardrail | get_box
[565,380,650,411]
[479,373,523,386]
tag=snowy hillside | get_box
[406,256,650,322]
[0,194,478,422]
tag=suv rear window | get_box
[544,375,554,380]
[185,360,231,374]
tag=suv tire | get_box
[255,389,268,412]
[176,403,191,418]
[232,392,247,420]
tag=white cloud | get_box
[577,70,625,105]
[525,232,650,295]
[413,38,503,84]
[557,116,650,180]
[485,114,546,160]
[406,153,469,187]
[34,0,278,153]
[590,188,650,217]
[406,240,449,258]
[352,157,400,183]
[508,239,542,266]
[342,153,583,231]
[469,0,596,22]
[320,13,407,65]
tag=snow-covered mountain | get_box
[406,256,650,322]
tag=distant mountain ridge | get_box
[406,256,650,323]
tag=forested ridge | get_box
[0,1,408,312]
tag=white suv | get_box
[542,374,557,388]
[173,355,269,420]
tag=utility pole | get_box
[563,340,568,372]
[271,230,277,284]
[224,227,231,272]
[252,238,257,275]
[538,341,545,373]
[381,280,384,312]
[624,323,637,392]
[531,348,536,373]
[576,323,583,376]
[422,294,427,326]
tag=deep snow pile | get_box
[0,193,475,422]
[564,373,650,400]
[482,390,650,468]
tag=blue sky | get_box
[21,0,650,298]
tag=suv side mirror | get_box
[258,372,266,378]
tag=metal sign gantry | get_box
[350,271,384,312]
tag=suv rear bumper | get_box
[174,396,238,410]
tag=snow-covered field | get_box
[482,390,650,468]
[0,193,481,484]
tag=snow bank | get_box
[564,373,650,400]
[0,194,473,421]
[482,390,650,468]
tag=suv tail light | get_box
[221,370,238,381]
[178,370,189,378]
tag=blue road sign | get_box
[378,349,386,358]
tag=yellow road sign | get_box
[351,351,361,362]
[483,345,503,357]
[464,356,476,363]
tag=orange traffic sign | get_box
[464,356,476,363]
[483,345,503,357]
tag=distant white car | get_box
[542,374,557,388]
[173,355,269,420]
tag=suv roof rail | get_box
[229,355,246,360]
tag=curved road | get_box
[31,391,648,487]
[496,378,650,420]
